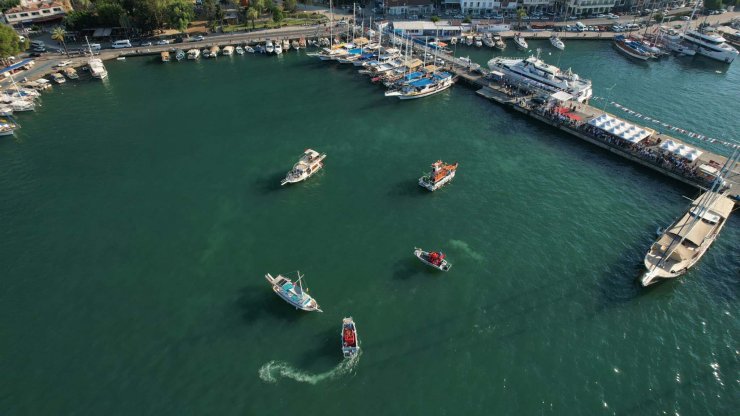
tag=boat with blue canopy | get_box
[265,271,322,312]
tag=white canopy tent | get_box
[550,91,573,103]
[588,114,653,144]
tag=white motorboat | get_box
[513,34,528,50]
[222,45,234,56]
[417,160,458,191]
[11,100,35,112]
[202,48,210,58]
[50,73,65,84]
[676,28,738,63]
[493,35,506,50]
[88,57,108,79]
[175,49,186,61]
[0,116,18,135]
[291,40,300,50]
[280,149,327,185]
[341,317,359,358]
[274,43,283,55]
[235,46,245,55]
[414,248,452,271]
[209,45,220,57]
[282,39,290,51]
[474,36,483,47]
[187,48,200,59]
[265,41,274,54]
[465,35,474,46]
[265,271,322,312]
[550,35,565,50]
[0,106,12,116]
[488,51,593,102]
[642,191,735,286]
[245,46,255,53]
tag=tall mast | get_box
[329,0,333,44]
[684,1,701,35]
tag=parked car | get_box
[191,35,205,41]
[681,16,690,20]
[155,39,171,45]
[140,41,153,46]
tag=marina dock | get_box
[396,36,740,200]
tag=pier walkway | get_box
[394,33,740,199]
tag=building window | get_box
[42,9,50,13]
[20,12,29,16]
[31,11,40,15]
[53,7,61,11]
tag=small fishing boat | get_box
[494,35,506,51]
[187,48,200,59]
[50,72,65,84]
[291,40,300,50]
[550,35,565,50]
[513,34,528,50]
[235,46,245,55]
[0,106,12,116]
[175,49,185,61]
[414,247,452,271]
[0,117,18,136]
[265,41,274,54]
[209,45,220,57]
[116,57,126,61]
[483,34,495,48]
[264,271,322,312]
[281,149,327,185]
[299,37,307,48]
[465,35,474,46]
[246,45,256,53]
[419,160,458,191]
[11,100,35,112]
[161,51,170,62]
[274,42,283,55]
[201,48,210,58]
[222,45,234,56]
[341,317,359,358]
[282,39,290,51]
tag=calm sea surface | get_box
[1,41,738,415]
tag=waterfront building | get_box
[565,0,617,16]
[3,0,70,26]
[385,0,436,16]
[390,21,463,39]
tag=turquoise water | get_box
[1,44,738,415]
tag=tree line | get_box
[64,0,195,34]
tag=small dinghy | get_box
[414,247,452,271]
[264,271,322,312]
[341,317,359,358]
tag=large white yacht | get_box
[642,191,735,286]
[678,28,738,63]
[488,51,593,102]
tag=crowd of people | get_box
[530,99,708,184]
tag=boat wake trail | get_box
[448,240,484,262]
[258,351,361,385]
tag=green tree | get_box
[430,15,440,23]
[51,26,69,57]
[253,0,265,13]
[167,0,194,33]
[247,7,259,29]
[264,0,274,13]
[64,10,98,31]
[284,0,297,13]
[0,24,28,61]
[516,7,527,29]
[96,1,125,27]
[0,0,19,13]
[71,0,92,10]
[272,6,283,24]
[463,16,471,24]
[703,0,723,10]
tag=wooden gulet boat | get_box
[414,248,452,271]
[264,271,322,312]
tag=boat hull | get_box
[414,248,452,271]
[341,317,359,358]
[419,169,455,190]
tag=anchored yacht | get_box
[280,149,327,186]
[677,28,738,63]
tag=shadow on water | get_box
[254,171,287,195]
[391,257,426,280]
[387,179,427,198]
[297,326,340,368]
[237,285,307,325]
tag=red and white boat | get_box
[419,160,458,191]
[414,247,452,272]
[341,317,359,358]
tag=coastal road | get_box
[2,25,347,88]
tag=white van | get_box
[575,21,587,31]
[111,40,132,49]
[89,43,101,51]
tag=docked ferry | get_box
[487,52,592,102]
